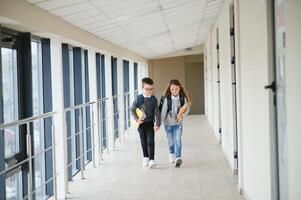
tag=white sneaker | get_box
[142,157,149,167]
[175,158,183,168]
[149,160,156,169]
[169,154,175,164]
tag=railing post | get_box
[105,101,110,155]
[63,116,69,196]
[51,124,58,199]
[26,122,33,200]
[91,104,96,168]
[79,108,85,179]
[98,101,103,163]
[118,95,122,144]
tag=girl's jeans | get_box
[164,124,183,158]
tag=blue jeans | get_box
[164,124,183,158]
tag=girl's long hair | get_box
[164,79,192,106]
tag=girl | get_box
[161,79,191,167]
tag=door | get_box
[272,0,288,199]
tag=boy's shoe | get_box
[169,154,175,164]
[149,160,156,169]
[175,158,183,168]
[143,157,149,167]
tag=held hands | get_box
[154,125,160,132]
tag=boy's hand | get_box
[154,125,160,132]
[136,118,144,125]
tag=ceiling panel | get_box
[49,2,94,17]
[26,0,224,58]
[34,0,87,11]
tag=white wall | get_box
[204,0,273,199]
[204,0,236,173]
[204,0,301,200]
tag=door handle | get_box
[264,81,276,93]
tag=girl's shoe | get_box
[143,157,149,167]
[169,154,175,164]
[149,160,156,169]
[175,158,183,168]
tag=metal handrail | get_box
[63,101,95,112]
[0,111,57,130]
[0,111,57,200]
[63,101,97,196]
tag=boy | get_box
[130,77,160,168]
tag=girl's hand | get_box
[154,126,160,132]
[176,114,184,122]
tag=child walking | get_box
[161,79,191,167]
[130,77,161,168]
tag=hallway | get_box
[68,115,243,200]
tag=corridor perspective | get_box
[0,0,300,200]
[68,116,243,200]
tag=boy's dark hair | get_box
[141,77,153,86]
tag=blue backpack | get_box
[159,95,185,114]
[136,94,157,114]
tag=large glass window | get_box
[1,47,19,158]
[62,44,91,180]
[1,29,53,200]
[31,39,47,199]
[134,62,138,97]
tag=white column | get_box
[117,57,125,142]
[104,53,114,151]
[50,36,67,199]
[87,49,100,166]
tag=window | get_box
[111,56,119,141]
[123,60,130,129]
[1,28,53,200]
[2,47,19,158]
[134,62,138,97]
[62,44,91,180]
[96,53,107,149]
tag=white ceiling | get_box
[26,0,223,58]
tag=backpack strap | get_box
[179,95,185,107]
[158,95,165,112]
[136,94,144,109]
[166,96,172,114]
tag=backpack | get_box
[159,95,185,114]
[136,94,157,114]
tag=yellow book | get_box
[132,108,146,128]
[136,108,146,120]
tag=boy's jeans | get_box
[164,124,183,158]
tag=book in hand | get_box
[177,104,188,122]
[132,108,146,128]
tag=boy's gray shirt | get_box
[130,95,161,127]
[161,96,190,126]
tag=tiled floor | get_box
[68,115,244,200]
